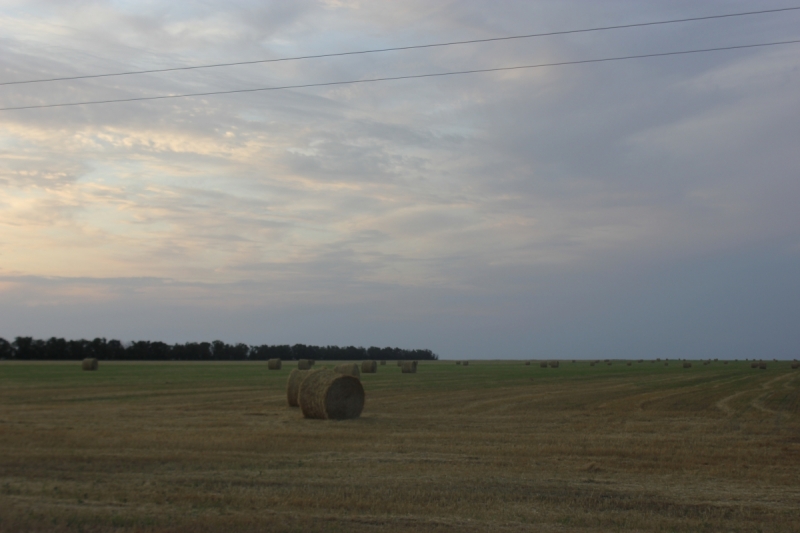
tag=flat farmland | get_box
[1,360,798,533]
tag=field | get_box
[1,360,798,532]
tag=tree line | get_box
[0,337,437,362]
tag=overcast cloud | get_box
[1,0,798,359]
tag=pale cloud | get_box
[0,0,798,358]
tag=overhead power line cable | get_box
[1,6,799,87]
[2,39,799,112]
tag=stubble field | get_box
[1,359,798,532]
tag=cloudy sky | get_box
[1,0,798,359]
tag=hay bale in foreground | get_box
[286,369,310,407]
[298,359,312,370]
[361,360,377,374]
[298,369,364,420]
[268,358,282,370]
[401,361,417,373]
[683,361,692,368]
[81,358,98,371]
[334,363,360,378]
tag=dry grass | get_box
[298,368,364,420]
[0,360,798,533]
[333,363,360,378]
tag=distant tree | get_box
[0,337,12,359]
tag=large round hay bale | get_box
[361,360,377,374]
[401,361,416,373]
[462,361,469,366]
[549,361,559,368]
[751,362,759,369]
[759,362,767,370]
[297,359,312,370]
[286,369,310,407]
[683,361,692,368]
[298,369,364,420]
[268,358,282,370]
[791,362,799,369]
[81,358,98,371]
[334,363,360,378]
[539,361,548,368]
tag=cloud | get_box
[1,0,799,357]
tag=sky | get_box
[0,0,798,360]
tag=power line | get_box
[2,6,799,87]
[2,39,798,112]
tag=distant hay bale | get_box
[548,361,559,368]
[626,361,632,366]
[81,358,98,371]
[268,358,282,370]
[334,363,360,378]
[759,362,767,370]
[298,369,364,420]
[286,369,310,407]
[462,361,469,366]
[524,361,530,366]
[298,359,312,370]
[751,362,759,369]
[361,360,377,374]
[456,361,462,365]
[380,360,386,365]
[791,362,799,369]
[401,361,417,373]
[540,361,548,368]
[683,361,692,368]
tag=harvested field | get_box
[0,360,798,533]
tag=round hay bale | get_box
[791,362,799,369]
[286,368,310,407]
[298,369,364,420]
[298,359,312,370]
[524,361,530,366]
[548,361,559,368]
[334,363,360,378]
[81,358,98,371]
[540,361,548,368]
[361,360,377,374]
[268,358,282,370]
[683,361,692,368]
[462,361,469,366]
[401,361,417,373]
[759,362,767,370]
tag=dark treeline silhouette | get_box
[0,337,437,362]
